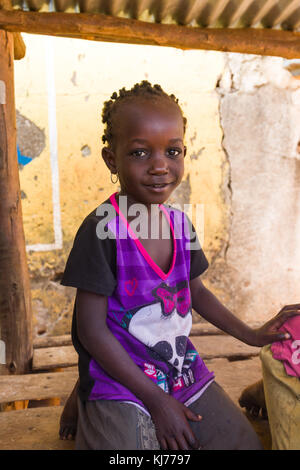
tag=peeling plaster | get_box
[190,147,205,160]
[16,110,46,161]
[215,53,300,322]
[71,70,77,86]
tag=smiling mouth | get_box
[146,182,172,188]
[145,183,172,193]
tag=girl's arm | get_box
[76,288,202,450]
[190,277,300,346]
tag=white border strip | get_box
[26,36,63,252]
[0,80,6,104]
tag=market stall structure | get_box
[1,0,300,450]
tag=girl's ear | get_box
[102,147,118,174]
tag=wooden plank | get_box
[191,322,226,336]
[0,359,271,450]
[192,335,261,360]
[33,334,72,349]
[191,321,262,336]
[0,10,300,58]
[0,406,74,450]
[0,29,33,375]
[31,335,260,370]
[32,345,77,370]
[0,369,77,404]
[31,321,263,346]
[206,356,262,405]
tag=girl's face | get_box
[102,97,186,207]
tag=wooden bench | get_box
[0,328,271,450]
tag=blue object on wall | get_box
[17,145,32,166]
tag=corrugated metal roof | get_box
[9,0,300,32]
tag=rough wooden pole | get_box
[1,10,300,59]
[0,0,26,60]
[0,29,33,375]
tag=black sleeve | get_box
[61,212,117,296]
[185,216,209,280]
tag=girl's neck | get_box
[114,191,171,244]
[116,191,163,213]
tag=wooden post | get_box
[0,29,33,375]
[0,0,26,60]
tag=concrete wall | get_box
[14,34,300,337]
[216,54,300,323]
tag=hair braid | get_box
[101,80,187,147]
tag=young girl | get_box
[60,81,299,450]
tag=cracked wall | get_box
[14,35,300,336]
[14,36,226,337]
[216,54,300,322]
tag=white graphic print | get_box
[128,302,192,372]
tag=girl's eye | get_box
[130,149,147,158]
[167,148,181,157]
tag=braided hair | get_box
[101,80,187,148]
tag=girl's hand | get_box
[251,304,300,347]
[148,394,202,450]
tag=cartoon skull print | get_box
[127,283,192,372]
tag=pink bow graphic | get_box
[155,286,190,317]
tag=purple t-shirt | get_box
[62,192,214,411]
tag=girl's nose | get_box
[148,154,168,174]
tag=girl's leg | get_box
[75,397,160,450]
[188,381,263,450]
[59,379,79,440]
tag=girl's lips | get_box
[145,183,171,192]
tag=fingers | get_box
[274,309,300,329]
[182,408,201,449]
[157,414,201,450]
[184,407,202,423]
[270,308,300,330]
[276,305,300,317]
[159,437,168,451]
[183,429,200,450]
[154,400,202,451]
[163,433,199,451]
[159,434,192,451]
[268,331,291,343]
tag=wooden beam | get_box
[0,1,25,60]
[0,10,300,58]
[0,29,33,375]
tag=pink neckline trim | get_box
[109,192,177,281]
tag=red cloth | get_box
[271,316,300,378]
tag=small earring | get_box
[110,172,119,184]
